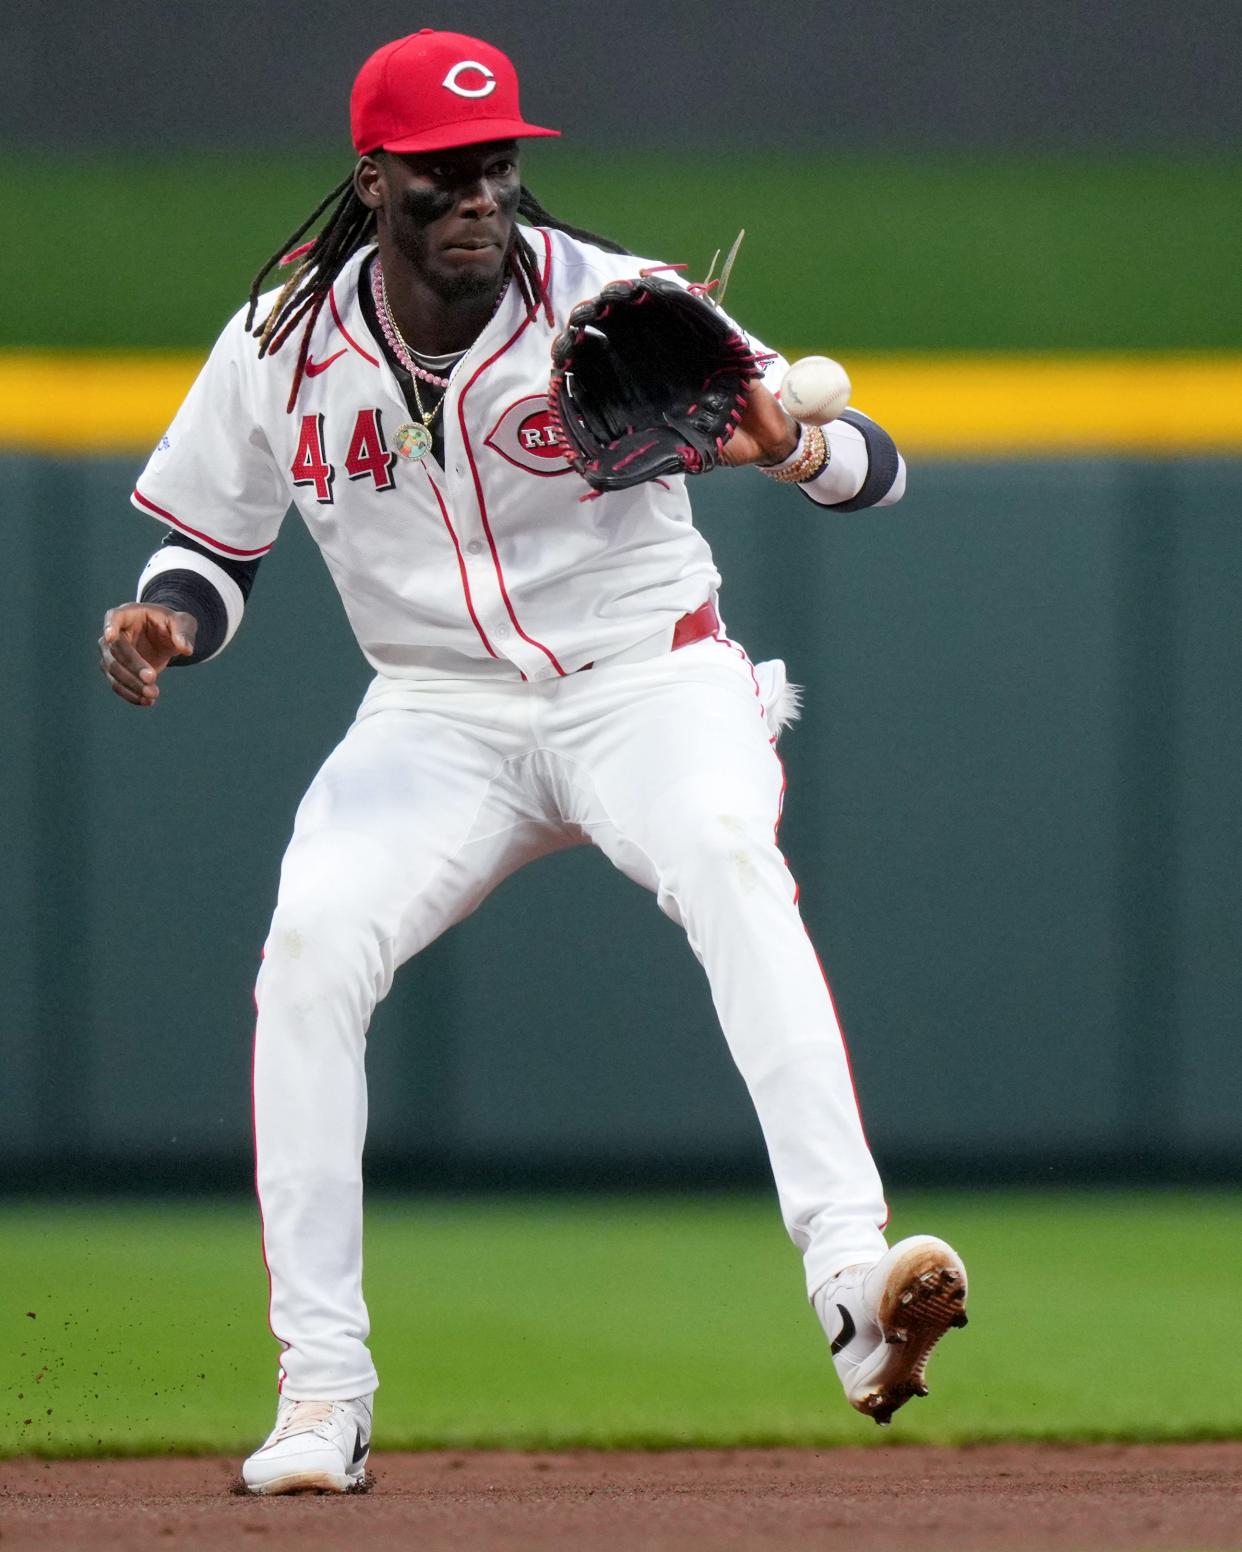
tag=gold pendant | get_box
[393,422,433,461]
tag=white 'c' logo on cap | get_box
[442,61,496,98]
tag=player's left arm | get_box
[718,322,906,510]
[794,407,907,511]
[576,242,905,506]
[718,383,801,468]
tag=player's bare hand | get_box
[720,381,801,469]
[98,604,197,707]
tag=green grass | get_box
[3,1191,1240,1457]
[5,151,1241,352]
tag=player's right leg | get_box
[245,683,567,1492]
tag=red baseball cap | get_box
[350,30,560,155]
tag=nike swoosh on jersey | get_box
[305,349,347,378]
[829,1303,856,1356]
[351,1428,370,1465]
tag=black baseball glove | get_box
[547,274,771,494]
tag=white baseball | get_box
[780,355,852,426]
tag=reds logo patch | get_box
[484,395,571,477]
[442,61,496,98]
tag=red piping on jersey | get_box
[456,228,566,677]
[422,466,500,659]
[715,630,889,1233]
[132,488,273,558]
[329,281,380,367]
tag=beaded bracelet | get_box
[758,424,830,484]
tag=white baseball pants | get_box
[253,635,888,1399]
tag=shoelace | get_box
[272,1399,336,1441]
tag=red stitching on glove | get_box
[613,439,659,471]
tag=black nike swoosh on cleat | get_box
[352,1429,369,1465]
[830,1304,856,1356]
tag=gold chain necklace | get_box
[407,368,447,434]
[381,283,446,460]
[375,258,507,464]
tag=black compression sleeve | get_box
[138,570,228,665]
[156,529,262,600]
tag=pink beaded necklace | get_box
[370,255,513,464]
[370,256,510,389]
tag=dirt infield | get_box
[2,1442,1240,1551]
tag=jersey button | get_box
[494,624,511,639]
[467,540,484,555]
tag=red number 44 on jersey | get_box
[292,410,398,503]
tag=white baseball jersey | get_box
[132,229,904,679]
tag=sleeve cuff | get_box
[131,487,275,559]
[794,410,906,510]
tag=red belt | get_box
[579,600,719,673]
[671,599,721,651]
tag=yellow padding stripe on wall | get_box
[849,355,1242,454]
[1,352,1241,455]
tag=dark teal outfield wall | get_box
[6,0,1240,153]
[3,456,1241,1189]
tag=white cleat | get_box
[241,1394,373,1495]
[813,1235,968,1426]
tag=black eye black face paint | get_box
[399,173,519,229]
[401,183,457,226]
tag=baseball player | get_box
[98,31,968,1493]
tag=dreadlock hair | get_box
[516,188,629,257]
[246,164,632,414]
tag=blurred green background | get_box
[5,152,1240,352]
[4,0,1242,1456]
